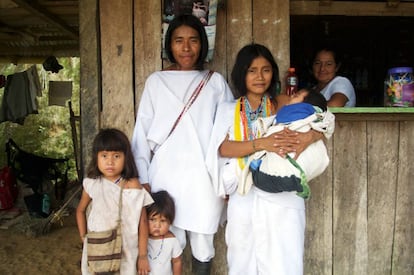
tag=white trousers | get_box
[170,225,215,262]
[226,189,305,275]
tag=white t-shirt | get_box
[320,76,356,107]
[148,236,182,275]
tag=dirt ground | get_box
[0,182,228,275]
[0,180,82,275]
[0,211,82,275]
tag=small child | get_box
[147,190,183,275]
[76,128,153,274]
[241,88,334,198]
[274,87,328,125]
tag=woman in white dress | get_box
[131,14,234,274]
[211,44,332,275]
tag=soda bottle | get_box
[286,67,298,96]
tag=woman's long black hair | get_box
[164,14,209,70]
[231,43,281,99]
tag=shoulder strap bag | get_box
[87,180,124,273]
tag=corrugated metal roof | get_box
[0,0,79,63]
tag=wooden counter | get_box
[331,107,414,120]
[305,108,414,274]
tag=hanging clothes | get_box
[0,66,41,125]
[0,74,6,88]
[26,65,42,111]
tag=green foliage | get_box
[0,58,80,181]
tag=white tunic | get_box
[81,177,154,275]
[148,236,182,275]
[131,70,234,234]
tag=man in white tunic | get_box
[131,14,233,274]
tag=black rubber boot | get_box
[192,256,212,275]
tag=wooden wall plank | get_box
[333,121,368,274]
[367,122,399,274]
[392,121,414,274]
[79,0,100,172]
[253,0,290,93]
[226,0,252,92]
[304,137,333,275]
[133,0,162,121]
[100,0,135,137]
[206,2,227,78]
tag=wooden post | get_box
[79,0,100,172]
[100,0,135,137]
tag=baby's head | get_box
[147,191,176,237]
[289,88,310,105]
[290,88,327,111]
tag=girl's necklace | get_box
[245,96,264,121]
[148,236,164,260]
[240,95,270,140]
[235,95,271,169]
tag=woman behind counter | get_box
[312,46,356,107]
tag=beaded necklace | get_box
[234,95,272,169]
[148,236,164,260]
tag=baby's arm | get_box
[172,255,183,275]
[167,231,183,275]
[137,208,150,274]
[75,190,91,242]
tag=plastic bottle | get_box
[42,193,50,216]
[286,67,298,96]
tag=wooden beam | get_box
[11,0,78,39]
[386,0,400,8]
[291,1,414,16]
[319,0,332,6]
[37,1,78,6]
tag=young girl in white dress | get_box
[76,128,154,274]
[147,190,183,275]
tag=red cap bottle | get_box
[286,67,298,96]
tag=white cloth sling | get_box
[238,110,334,196]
